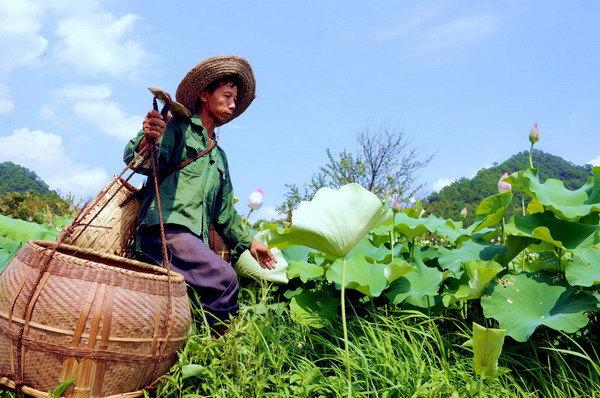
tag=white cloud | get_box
[55,12,149,77]
[0,127,109,198]
[432,177,455,192]
[0,0,48,75]
[74,100,142,140]
[249,206,281,223]
[587,155,600,167]
[56,83,112,101]
[376,4,501,62]
[0,84,14,113]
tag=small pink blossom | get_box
[460,206,468,218]
[391,199,402,212]
[498,172,512,193]
[529,123,539,144]
[247,189,264,210]
[68,201,75,212]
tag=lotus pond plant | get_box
[256,125,599,394]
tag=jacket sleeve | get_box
[213,152,253,264]
[123,124,176,175]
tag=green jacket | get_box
[123,115,252,263]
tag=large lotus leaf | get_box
[0,214,59,242]
[388,213,467,243]
[505,167,600,221]
[281,245,311,263]
[234,247,289,284]
[385,259,447,306]
[472,322,509,380]
[506,211,599,250]
[0,239,24,272]
[326,253,414,297]
[234,229,289,283]
[470,192,513,233]
[265,183,391,258]
[565,247,600,287]
[444,260,504,305]
[346,234,390,262]
[287,259,325,282]
[493,235,535,267]
[289,289,340,328]
[438,240,507,277]
[481,272,599,342]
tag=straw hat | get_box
[175,55,256,122]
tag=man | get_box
[124,55,276,335]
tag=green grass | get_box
[1,282,598,398]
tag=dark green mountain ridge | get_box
[424,150,594,223]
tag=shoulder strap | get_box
[121,139,217,207]
[157,138,217,184]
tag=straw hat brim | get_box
[175,55,256,123]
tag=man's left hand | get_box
[249,239,277,270]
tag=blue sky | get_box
[0,0,598,222]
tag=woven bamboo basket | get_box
[0,240,191,398]
[63,176,232,262]
[62,176,139,258]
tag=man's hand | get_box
[139,109,172,151]
[249,239,277,270]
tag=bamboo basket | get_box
[63,176,232,262]
[0,240,191,398]
[62,176,139,258]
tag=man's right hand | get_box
[139,109,172,151]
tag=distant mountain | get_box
[0,161,53,196]
[424,150,594,223]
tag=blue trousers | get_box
[140,225,239,324]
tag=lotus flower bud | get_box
[529,123,539,144]
[498,172,512,193]
[387,170,394,183]
[391,199,402,213]
[28,216,33,222]
[68,201,75,212]
[460,206,468,218]
[247,189,264,210]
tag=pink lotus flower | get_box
[460,206,468,218]
[498,172,512,193]
[529,123,539,144]
[391,199,402,212]
[247,189,264,210]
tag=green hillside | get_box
[424,150,594,223]
[0,161,53,196]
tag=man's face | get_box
[203,83,238,124]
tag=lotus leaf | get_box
[470,191,513,233]
[387,213,467,244]
[444,260,504,305]
[438,240,507,277]
[289,290,340,328]
[326,253,414,297]
[472,322,508,380]
[506,211,599,250]
[287,259,325,282]
[0,214,59,242]
[266,183,391,258]
[481,272,598,342]
[346,234,390,262]
[506,167,600,221]
[385,259,446,306]
[234,248,289,284]
[565,247,600,287]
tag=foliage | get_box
[425,150,594,223]
[0,161,53,196]
[276,124,432,223]
[0,190,77,225]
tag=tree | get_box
[0,161,52,196]
[276,124,433,223]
